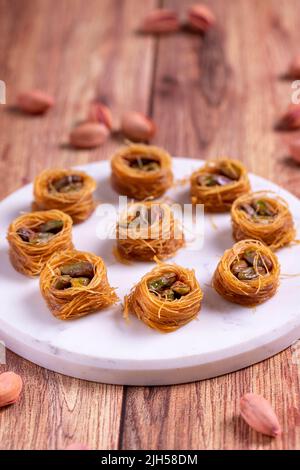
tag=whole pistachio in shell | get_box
[187,4,216,33]
[0,371,23,408]
[140,9,180,34]
[17,89,54,114]
[87,102,113,130]
[287,54,300,79]
[277,104,300,130]
[240,393,281,437]
[121,111,156,142]
[70,122,109,149]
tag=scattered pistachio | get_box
[60,261,94,279]
[277,104,300,130]
[51,175,83,193]
[65,443,90,450]
[70,122,109,149]
[17,89,54,115]
[240,393,282,437]
[288,138,300,163]
[0,371,23,408]
[287,55,300,79]
[140,9,180,34]
[87,102,113,130]
[121,112,156,142]
[187,3,216,33]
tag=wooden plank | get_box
[0,0,157,450]
[120,0,300,450]
[0,0,157,199]
[0,352,123,450]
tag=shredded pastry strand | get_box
[7,210,73,276]
[231,191,296,250]
[212,239,280,307]
[110,143,173,200]
[116,201,184,261]
[40,250,118,320]
[33,168,97,223]
[124,263,203,333]
[190,158,251,212]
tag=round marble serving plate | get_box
[0,158,300,386]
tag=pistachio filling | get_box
[239,199,277,224]
[17,219,64,244]
[49,175,84,193]
[53,261,94,290]
[147,272,191,301]
[197,163,240,187]
[127,156,160,172]
[231,250,273,281]
[125,205,163,228]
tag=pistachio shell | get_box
[140,9,180,34]
[65,443,89,450]
[121,112,156,142]
[0,371,23,407]
[187,4,216,33]
[17,89,54,114]
[240,393,281,437]
[287,55,300,79]
[277,104,300,130]
[87,102,113,130]
[288,138,300,163]
[70,122,109,149]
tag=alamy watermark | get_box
[0,80,6,104]
[94,196,205,250]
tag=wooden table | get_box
[1,0,300,450]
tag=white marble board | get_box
[0,158,299,385]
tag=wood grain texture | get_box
[1,0,300,450]
[0,0,157,450]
